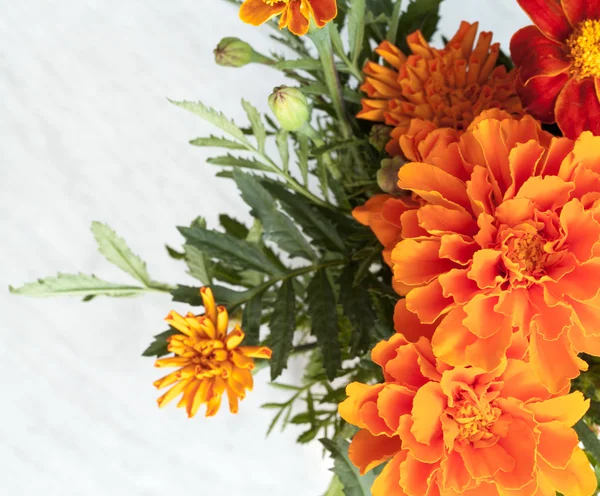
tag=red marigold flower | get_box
[358,21,523,156]
[391,109,600,393]
[239,0,337,36]
[510,0,600,138]
[339,334,597,496]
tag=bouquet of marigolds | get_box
[13,0,600,493]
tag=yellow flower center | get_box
[567,19,600,78]
[450,398,501,443]
[506,233,547,276]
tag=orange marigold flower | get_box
[239,0,337,36]
[338,333,597,496]
[391,109,600,393]
[358,21,523,156]
[154,287,271,417]
[510,0,600,138]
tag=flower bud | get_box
[268,86,310,131]
[214,37,253,67]
[368,124,392,152]
[377,156,406,194]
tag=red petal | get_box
[556,77,600,138]
[562,0,600,26]
[510,26,570,84]
[285,0,309,35]
[516,0,572,42]
[516,72,570,123]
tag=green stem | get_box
[250,51,277,65]
[575,419,600,462]
[298,122,341,180]
[308,26,352,140]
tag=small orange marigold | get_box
[358,21,523,156]
[154,287,271,418]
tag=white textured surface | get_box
[1,1,528,494]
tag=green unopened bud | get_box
[268,86,310,131]
[214,37,254,67]
[369,124,392,152]
[377,156,406,194]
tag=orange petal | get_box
[500,359,551,402]
[495,419,536,491]
[239,0,285,25]
[463,295,505,338]
[441,449,474,493]
[526,391,589,426]
[405,279,455,324]
[467,249,504,289]
[399,415,444,463]
[308,0,337,26]
[284,0,309,35]
[537,421,579,469]
[338,383,383,427]
[461,443,515,479]
[238,345,272,359]
[398,162,472,213]
[417,205,477,236]
[377,384,416,431]
[560,199,600,263]
[432,307,477,366]
[439,234,478,265]
[505,140,546,200]
[393,299,439,342]
[410,382,445,444]
[438,268,481,304]
[538,447,597,496]
[371,452,409,496]
[471,118,511,193]
[515,175,575,210]
[392,239,456,286]
[348,429,402,475]
[399,452,438,496]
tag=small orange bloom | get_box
[510,0,600,138]
[239,0,337,36]
[154,287,271,417]
[391,109,600,393]
[339,334,597,496]
[358,21,523,156]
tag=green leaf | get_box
[321,438,376,496]
[179,225,283,276]
[338,264,377,354]
[189,135,246,150]
[348,0,366,65]
[297,426,321,444]
[165,245,185,260]
[395,0,443,52]
[170,100,251,147]
[307,269,341,380]
[297,133,310,186]
[207,154,270,171]
[219,215,249,239]
[233,170,316,261]
[276,129,290,173]
[170,285,203,306]
[268,279,296,380]
[10,273,149,298]
[241,99,267,153]
[242,292,262,346]
[90,222,152,286]
[311,139,365,157]
[323,475,345,496]
[184,244,213,285]
[261,180,346,253]
[142,329,179,357]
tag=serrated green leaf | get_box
[297,426,321,444]
[91,222,152,286]
[324,475,345,496]
[268,279,296,380]
[396,0,443,52]
[170,100,251,147]
[183,244,213,285]
[189,136,246,150]
[170,285,203,306]
[242,292,262,346]
[165,245,185,260]
[219,214,249,239]
[233,170,316,261]
[241,99,267,153]
[307,269,341,380]
[276,129,290,173]
[261,180,346,253]
[348,0,366,65]
[142,329,179,357]
[179,225,283,276]
[207,154,270,171]
[321,438,376,496]
[338,264,377,354]
[10,273,148,298]
[297,133,310,186]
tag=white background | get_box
[1,1,528,494]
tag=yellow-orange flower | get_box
[239,0,337,36]
[358,21,523,156]
[391,108,600,393]
[154,287,271,417]
[339,333,597,496]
